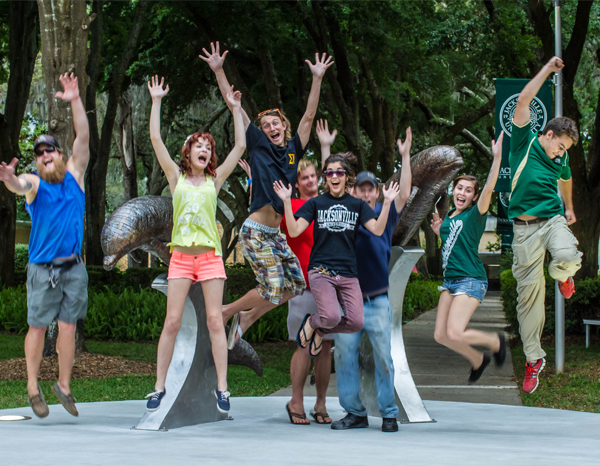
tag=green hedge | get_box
[500,269,600,336]
[1,265,441,342]
[14,245,29,270]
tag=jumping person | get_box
[274,154,401,359]
[324,126,413,433]
[200,42,334,348]
[0,73,89,418]
[508,56,582,394]
[144,76,246,413]
[431,132,506,385]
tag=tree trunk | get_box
[423,210,443,277]
[84,0,149,266]
[117,91,147,268]
[37,0,91,154]
[0,1,39,288]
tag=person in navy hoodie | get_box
[0,73,89,418]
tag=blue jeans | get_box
[334,293,398,418]
[439,277,488,303]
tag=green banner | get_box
[494,79,552,251]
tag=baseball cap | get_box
[356,170,378,188]
[33,135,61,153]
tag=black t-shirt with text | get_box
[246,123,307,216]
[294,193,377,278]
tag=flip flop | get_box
[227,314,243,350]
[295,313,313,349]
[286,402,310,425]
[311,412,332,424]
[309,335,323,358]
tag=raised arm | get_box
[514,57,563,127]
[316,119,337,167]
[396,127,413,212]
[297,53,334,149]
[273,180,310,237]
[147,76,180,192]
[363,182,400,236]
[559,177,576,225]
[57,73,89,185]
[477,131,504,215]
[200,42,250,130]
[0,158,39,204]
[214,87,247,193]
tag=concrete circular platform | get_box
[1,397,599,465]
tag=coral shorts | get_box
[167,250,226,283]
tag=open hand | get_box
[306,53,334,79]
[491,131,504,161]
[397,127,412,157]
[55,73,80,102]
[238,159,251,179]
[431,212,442,236]
[382,181,400,202]
[147,76,169,99]
[225,85,242,108]
[0,158,18,182]
[199,41,228,71]
[273,180,293,201]
[316,119,337,146]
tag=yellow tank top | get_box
[167,174,222,256]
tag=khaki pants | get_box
[512,215,582,362]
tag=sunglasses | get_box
[257,108,284,122]
[324,169,347,178]
[35,147,56,157]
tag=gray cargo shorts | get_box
[26,259,88,328]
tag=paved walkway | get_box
[271,291,522,406]
[2,398,599,465]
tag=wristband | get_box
[248,179,252,185]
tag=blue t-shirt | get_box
[356,202,399,295]
[26,171,85,263]
[246,123,307,216]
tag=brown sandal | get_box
[286,402,310,425]
[311,412,332,424]
[28,385,49,418]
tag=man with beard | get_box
[0,73,89,418]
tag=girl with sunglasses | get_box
[430,132,506,384]
[274,156,401,357]
[200,42,334,349]
[144,76,246,414]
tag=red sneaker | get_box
[523,358,545,394]
[558,277,575,299]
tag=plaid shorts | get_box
[239,219,306,305]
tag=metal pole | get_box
[553,0,565,374]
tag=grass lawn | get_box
[0,333,296,410]
[511,337,600,413]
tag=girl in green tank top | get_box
[430,132,506,385]
[144,76,246,413]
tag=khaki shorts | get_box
[26,260,88,328]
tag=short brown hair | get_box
[452,175,480,206]
[542,117,579,146]
[257,109,292,143]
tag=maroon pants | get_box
[308,269,364,335]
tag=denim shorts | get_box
[438,277,488,303]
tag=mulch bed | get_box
[0,353,155,381]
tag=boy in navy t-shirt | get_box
[200,42,334,347]
[324,127,413,433]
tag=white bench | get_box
[583,319,600,348]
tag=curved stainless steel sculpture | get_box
[358,246,434,423]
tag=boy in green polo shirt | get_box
[509,56,582,394]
